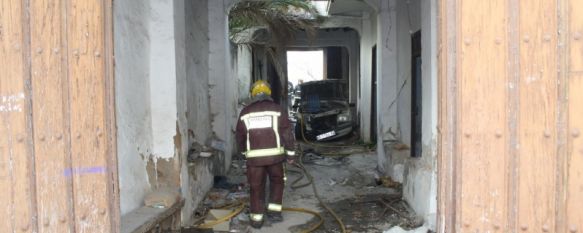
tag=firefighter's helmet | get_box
[251,80,272,98]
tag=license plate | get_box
[316,131,336,140]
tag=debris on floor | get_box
[181,172,252,232]
[376,176,402,189]
[183,147,420,233]
[295,194,421,233]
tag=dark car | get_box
[293,80,354,141]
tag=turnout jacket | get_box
[236,98,296,166]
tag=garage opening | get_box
[287,47,357,142]
[287,50,325,85]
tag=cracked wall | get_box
[115,0,238,222]
[383,0,438,230]
[363,0,438,230]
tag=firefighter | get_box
[236,80,297,229]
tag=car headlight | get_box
[337,112,351,122]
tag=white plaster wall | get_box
[186,0,212,145]
[208,0,237,171]
[150,0,178,159]
[114,0,154,216]
[236,46,253,102]
[392,0,438,230]
[396,0,422,146]
[359,12,376,143]
[173,0,195,222]
[421,0,439,149]
[362,0,437,230]
[375,0,399,173]
[115,0,240,222]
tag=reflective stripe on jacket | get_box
[236,99,295,166]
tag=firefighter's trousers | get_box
[246,161,284,221]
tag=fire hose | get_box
[197,151,346,233]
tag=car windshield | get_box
[300,81,348,101]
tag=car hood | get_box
[300,100,348,114]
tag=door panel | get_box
[0,1,35,232]
[438,0,582,232]
[0,0,118,232]
[517,0,558,231]
[567,0,583,231]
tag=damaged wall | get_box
[186,0,212,145]
[183,0,242,222]
[115,0,237,222]
[115,0,190,216]
[357,1,404,149]
[235,46,253,102]
[208,0,238,172]
[361,0,438,230]
[149,0,180,159]
[114,0,154,215]
[396,0,422,146]
[388,0,438,230]
[361,0,398,172]
[115,0,185,216]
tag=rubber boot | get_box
[250,219,264,229]
[267,211,283,223]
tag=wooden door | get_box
[0,0,118,232]
[438,0,583,232]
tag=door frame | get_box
[437,0,458,231]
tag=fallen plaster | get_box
[387,139,437,231]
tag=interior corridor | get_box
[114,0,438,232]
[2,0,582,232]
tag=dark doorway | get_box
[411,31,422,157]
[371,45,377,142]
[325,47,344,79]
[268,60,282,105]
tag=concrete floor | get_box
[220,151,413,233]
